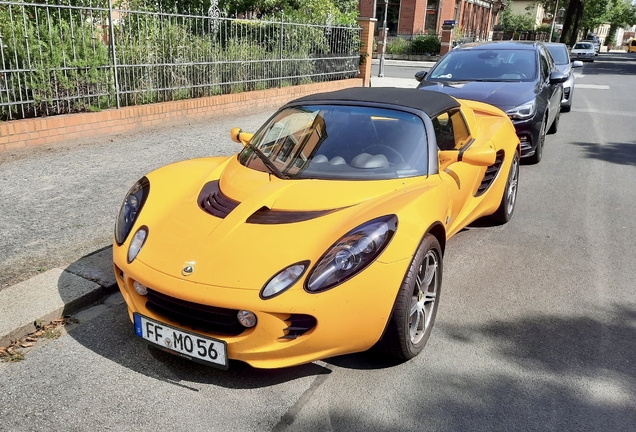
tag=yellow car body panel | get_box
[113,90,520,369]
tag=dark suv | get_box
[415,41,567,164]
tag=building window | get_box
[376,1,401,35]
[425,12,437,32]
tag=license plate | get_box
[134,313,228,369]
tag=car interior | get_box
[306,112,427,178]
[430,50,537,81]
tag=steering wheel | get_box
[363,145,405,165]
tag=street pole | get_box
[549,0,559,43]
[378,0,388,77]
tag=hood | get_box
[135,157,425,289]
[418,80,538,112]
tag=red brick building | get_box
[359,0,506,39]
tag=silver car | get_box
[571,42,596,63]
[546,42,583,112]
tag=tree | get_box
[580,0,610,34]
[498,5,535,32]
[604,0,636,45]
[219,0,357,21]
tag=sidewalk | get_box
[370,76,419,88]
[0,248,117,346]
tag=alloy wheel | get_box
[409,250,439,345]
[506,156,519,215]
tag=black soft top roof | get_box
[288,87,460,118]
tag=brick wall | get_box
[359,0,375,18]
[398,0,426,34]
[440,0,456,31]
[0,78,363,152]
[358,18,377,87]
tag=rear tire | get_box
[379,234,442,360]
[490,151,520,225]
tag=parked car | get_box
[629,39,636,53]
[415,41,567,164]
[113,87,521,369]
[571,42,596,62]
[584,33,601,55]
[545,42,584,112]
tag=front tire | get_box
[490,151,520,225]
[526,114,547,165]
[379,234,442,360]
[561,103,572,113]
[548,108,560,134]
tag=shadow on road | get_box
[289,306,636,431]
[58,245,636,430]
[581,53,636,76]
[572,140,636,166]
[62,293,332,389]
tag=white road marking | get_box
[571,108,636,117]
[574,84,610,89]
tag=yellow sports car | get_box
[113,88,520,370]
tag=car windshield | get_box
[574,43,593,50]
[239,105,429,180]
[428,48,537,82]
[546,45,569,65]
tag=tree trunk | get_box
[559,0,578,44]
[567,1,585,46]
[607,24,618,45]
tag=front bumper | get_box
[561,74,574,105]
[571,53,594,61]
[511,113,542,158]
[114,244,410,369]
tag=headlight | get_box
[127,226,148,263]
[260,261,309,299]
[115,177,150,246]
[506,100,537,120]
[305,215,398,293]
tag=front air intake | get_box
[475,150,505,197]
[280,314,317,340]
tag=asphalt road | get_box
[1,53,636,431]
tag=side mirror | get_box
[549,71,568,84]
[571,60,584,68]
[460,145,496,167]
[229,127,253,146]
[415,70,427,82]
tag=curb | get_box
[0,246,117,347]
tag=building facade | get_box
[508,0,545,30]
[359,0,505,39]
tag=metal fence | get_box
[0,0,361,120]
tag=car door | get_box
[539,46,562,126]
[435,109,484,235]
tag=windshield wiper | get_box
[244,142,289,180]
